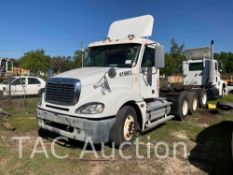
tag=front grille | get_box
[45,78,81,106]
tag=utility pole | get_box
[80,42,84,67]
[8,75,12,104]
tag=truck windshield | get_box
[84,44,141,67]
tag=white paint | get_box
[108,15,154,39]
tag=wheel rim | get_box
[192,97,198,111]
[202,93,207,105]
[123,115,135,141]
[182,100,188,116]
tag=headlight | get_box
[75,103,104,114]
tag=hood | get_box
[55,67,131,86]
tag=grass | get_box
[0,95,233,174]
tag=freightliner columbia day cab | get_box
[182,45,226,102]
[36,15,203,146]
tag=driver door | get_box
[139,46,158,99]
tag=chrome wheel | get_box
[182,100,189,116]
[202,93,207,106]
[123,115,135,141]
[192,97,198,112]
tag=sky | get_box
[0,0,233,59]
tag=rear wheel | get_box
[188,92,198,114]
[170,92,189,120]
[180,98,189,119]
[110,106,138,148]
[198,89,207,108]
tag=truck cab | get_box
[36,15,189,146]
[183,47,225,98]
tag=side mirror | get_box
[218,62,223,72]
[155,45,165,68]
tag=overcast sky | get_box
[0,0,233,58]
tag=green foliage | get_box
[50,56,74,73]
[49,50,83,73]
[214,52,233,74]
[73,50,83,68]
[18,49,84,74]
[19,49,50,73]
[161,39,185,75]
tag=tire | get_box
[216,102,233,110]
[38,88,45,97]
[187,92,198,114]
[177,93,189,120]
[197,89,207,108]
[170,92,189,120]
[110,106,138,148]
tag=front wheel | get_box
[110,106,138,148]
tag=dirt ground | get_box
[0,96,233,175]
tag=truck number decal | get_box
[119,70,132,76]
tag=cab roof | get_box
[88,37,160,47]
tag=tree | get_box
[161,39,185,75]
[73,50,83,68]
[170,38,185,57]
[19,49,50,73]
[161,53,177,75]
[214,52,233,74]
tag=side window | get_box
[28,78,41,84]
[141,47,155,67]
[189,63,203,71]
[7,61,13,71]
[12,78,26,85]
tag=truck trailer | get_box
[36,15,213,146]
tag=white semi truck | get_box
[160,44,226,114]
[36,15,205,146]
[182,45,226,101]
